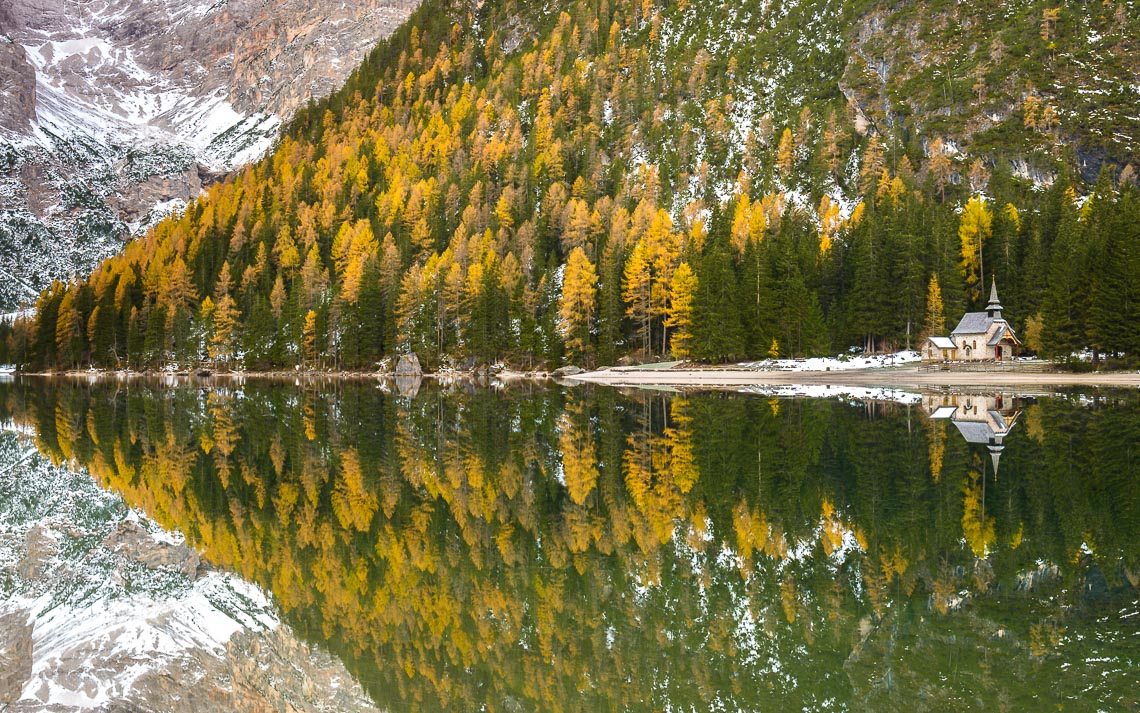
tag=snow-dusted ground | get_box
[739,350,922,372]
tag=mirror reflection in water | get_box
[0,378,1136,712]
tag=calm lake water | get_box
[1,376,1137,711]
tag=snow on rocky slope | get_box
[0,0,417,309]
[0,428,379,712]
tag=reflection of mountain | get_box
[923,392,1021,475]
[0,430,378,712]
[0,380,1137,712]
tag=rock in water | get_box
[395,353,423,376]
[553,365,585,377]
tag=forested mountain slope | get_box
[4,0,1139,370]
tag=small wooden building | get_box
[923,281,1020,362]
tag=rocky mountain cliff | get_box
[0,0,417,309]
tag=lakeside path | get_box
[565,365,1140,390]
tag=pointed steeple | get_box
[986,278,1002,318]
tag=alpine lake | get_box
[0,374,1136,712]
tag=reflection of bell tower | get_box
[987,443,1005,478]
[922,392,1020,476]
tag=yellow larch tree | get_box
[302,310,320,368]
[665,397,698,493]
[927,137,953,201]
[921,274,945,343]
[962,467,996,557]
[665,261,697,359]
[558,246,599,362]
[777,127,795,178]
[858,136,885,195]
[958,195,992,301]
[623,239,653,356]
[817,194,843,254]
[558,406,599,506]
[731,194,766,255]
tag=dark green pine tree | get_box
[596,244,627,367]
[1041,188,1088,358]
[466,259,510,364]
[243,296,277,369]
[1088,184,1140,360]
[126,307,145,370]
[0,322,11,365]
[692,245,744,362]
[31,282,64,369]
[528,262,564,367]
[844,219,888,353]
[91,285,118,367]
[356,258,387,366]
[143,304,166,368]
[769,225,828,357]
[168,305,195,364]
[739,238,777,357]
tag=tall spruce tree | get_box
[1041,188,1088,358]
[692,246,744,362]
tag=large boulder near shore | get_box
[395,353,423,376]
[553,365,585,377]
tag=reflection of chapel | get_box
[923,393,1020,475]
[924,280,1021,362]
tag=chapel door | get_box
[995,346,1003,361]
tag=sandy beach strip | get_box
[565,366,1140,389]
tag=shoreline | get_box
[564,365,1140,390]
[7,365,1140,391]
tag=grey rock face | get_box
[0,40,36,131]
[0,0,418,309]
[0,0,416,138]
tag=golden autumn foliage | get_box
[962,467,996,557]
[665,262,697,359]
[558,247,598,362]
[558,406,599,506]
[958,195,993,300]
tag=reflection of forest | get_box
[2,379,1137,712]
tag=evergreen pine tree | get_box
[691,246,744,362]
[1041,188,1088,358]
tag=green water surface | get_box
[1,377,1136,712]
